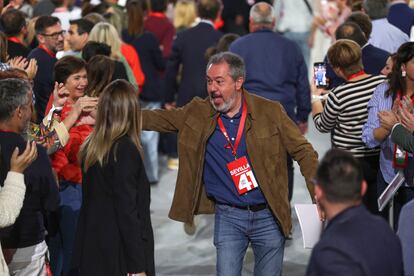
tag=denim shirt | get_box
[362,81,413,183]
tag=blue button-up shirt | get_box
[362,81,413,183]
[203,106,266,205]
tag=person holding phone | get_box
[312,39,386,215]
[70,80,154,276]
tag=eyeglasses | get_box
[41,30,66,39]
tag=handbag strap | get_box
[302,0,313,15]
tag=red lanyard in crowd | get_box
[396,91,414,104]
[216,100,247,159]
[7,37,23,45]
[347,70,366,80]
[38,44,56,58]
[148,12,165,18]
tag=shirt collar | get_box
[389,0,407,6]
[199,18,214,27]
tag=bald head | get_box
[249,2,275,31]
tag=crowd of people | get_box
[0,0,413,275]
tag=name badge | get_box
[227,156,258,195]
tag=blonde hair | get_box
[80,79,142,171]
[88,22,122,60]
[173,0,196,30]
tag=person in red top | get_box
[144,0,175,59]
[47,56,91,276]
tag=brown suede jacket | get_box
[142,90,318,237]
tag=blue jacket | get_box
[307,205,403,276]
[230,29,310,122]
[164,22,222,107]
[28,47,57,122]
[122,31,166,102]
[388,3,414,37]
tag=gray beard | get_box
[210,92,237,114]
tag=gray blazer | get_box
[391,124,414,153]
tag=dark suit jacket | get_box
[391,123,414,153]
[325,44,389,89]
[7,40,30,58]
[70,136,154,276]
[28,47,57,122]
[165,22,222,107]
[307,205,403,276]
[388,3,414,37]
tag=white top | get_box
[369,18,409,53]
[52,6,82,31]
[274,0,313,33]
[0,171,26,275]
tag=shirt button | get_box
[230,120,234,123]
[231,137,235,141]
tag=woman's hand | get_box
[8,56,28,70]
[10,141,38,173]
[72,96,98,117]
[378,111,399,131]
[398,107,414,133]
[52,82,69,108]
[25,59,38,80]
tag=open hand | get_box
[10,141,38,173]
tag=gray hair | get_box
[0,78,31,122]
[363,0,388,20]
[206,52,245,81]
[249,2,275,25]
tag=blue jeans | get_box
[48,181,82,276]
[214,204,285,276]
[141,101,161,182]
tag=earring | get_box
[402,70,407,77]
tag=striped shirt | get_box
[313,75,386,157]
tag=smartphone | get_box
[313,62,328,88]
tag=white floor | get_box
[150,122,331,275]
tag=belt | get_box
[220,203,268,212]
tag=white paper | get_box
[294,204,323,249]
[378,170,405,212]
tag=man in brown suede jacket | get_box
[142,52,318,275]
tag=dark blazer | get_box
[325,44,389,89]
[391,124,414,153]
[307,205,403,276]
[122,31,166,102]
[388,3,414,37]
[165,22,222,107]
[28,47,57,122]
[7,40,30,59]
[70,136,154,276]
[0,132,59,248]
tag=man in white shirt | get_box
[363,0,408,53]
[274,0,313,66]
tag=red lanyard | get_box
[347,70,366,80]
[7,37,23,45]
[216,100,247,158]
[396,91,414,104]
[38,44,56,58]
[148,12,166,18]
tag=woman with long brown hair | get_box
[70,80,154,276]
[362,42,414,227]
